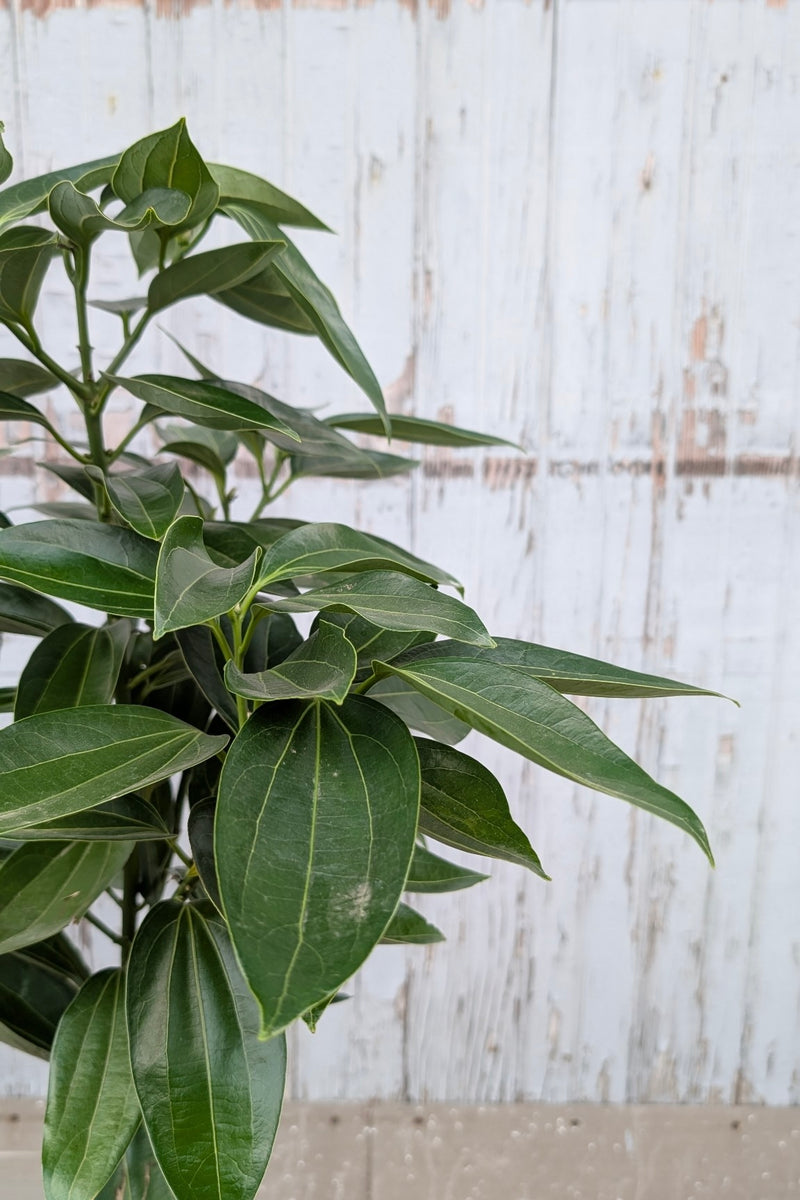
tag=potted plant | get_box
[0,119,722,1200]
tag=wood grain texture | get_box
[0,0,798,1106]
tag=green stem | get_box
[84,910,124,947]
[353,672,378,695]
[6,322,91,403]
[73,249,95,388]
[107,410,154,463]
[94,308,152,409]
[170,839,194,869]
[250,451,289,520]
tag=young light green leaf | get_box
[0,153,119,230]
[4,795,170,843]
[0,941,82,1060]
[14,620,129,719]
[224,619,357,705]
[255,521,461,591]
[224,203,388,431]
[367,676,471,745]
[209,162,329,230]
[381,903,445,945]
[328,412,522,450]
[395,637,731,701]
[154,515,261,638]
[48,180,192,247]
[176,625,239,732]
[381,659,713,861]
[415,739,547,876]
[0,124,12,186]
[0,581,72,636]
[127,901,286,1200]
[0,705,227,835]
[0,226,59,325]
[216,696,420,1038]
[148,240,283,313]
[268,571,493,647]
[112,119,219,235]
[106,373,300,438]
[404,843,488,893]
[90,461,185,540]
[0,520,158,617]
[0,840,132,954]
[43,969,141,1200]
[0,358,59,396]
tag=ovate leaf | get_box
[313,611,432,681]
[404,843,488,893]
[415,739,546,875]
[0,705,227,834]
[176,625,239,732]
[0,225,59,325]
[106,373,300,438]
[92,461,185,540]
[154,515,261,638]
[112,119,219,235]
[127,901,286,1200]
[0,153,119,230]
[381,903,444,945]
[0,581,72,636]
[214,265,316,334]
[48,180,192,247]
[43,969,140,1200]
[148,240,283,313]
[14,620,129,718]
[224,619,357,705]
[0,358,59,396]
[0,840,132,954]
[216,696,420,1037]
[328,412,521,450]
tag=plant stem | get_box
[170,839,194,869]
[73,249,95,388]
[84,910,124,947]
[94,308,152,409]
[5,321,91,403]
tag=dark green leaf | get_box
[14,620,129,718]
[112,119,219,236]
[290,446,418,481]
[224,203,388,430]
[0,358,59,396]
[367,676,471,745]
[48,181,192,247]
[0,705,227,834]
[218,380,373,459]
[107,373,300,438]
[0,941,82,1059]
[89,296,147,316]
[209,162,329,230]
[127,901,286,1200]
[381,903,444,945]
[98,1123,175,1200]
[382,659,713,860]
[214,264,316,334]
[415,739,547,876]
[43,969,140,1200]
[175,625,239,732]
[269,571,493,647]
[216,696,420,1037]
[0,123,12,186]
[0,686,15,711]
[244,611,303,671]
[0,520,158,617]
[314,611,432,681]
[328,412,522,450]
[5,795,170,842]
[154,515,260,638]
[0,153,119,231]
[29,501,97,520]
[38,461,96,501]
[405,843,488,893]
[0,581,72,636]
[0,225,59,325]
[0,840,132,954]
[394,637,731,701]
[90,461,185,540]
[148,240,283,313]
[301,990,348,1034]
[187,798,221,912]
[224,619,357,704]
[23,930,89,983]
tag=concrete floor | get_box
[2,1098,799,1199]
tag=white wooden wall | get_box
[0,0,798,1106]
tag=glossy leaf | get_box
[0,123,12,185]
[0,581,72,636]
[176,625,239,732]
[0,358,59,396]
[148,240,283,313]
[394,637,729,701]
[127,901,286,1200]
[48,180,192,247]
[5,795,170,843]
[224,619,357,705]
[255,522,461,591]
[107,373,300,438]
[225,203,388,430]
[43,969,140,1200]
[244,610,303,671]
[404,843,488,893]
[187,798,221,912]
[381,659,713,860]
[367,676,471,745]
[313,611,432,681]
[38,461,96,501]
[214,265,316,334]
[209,162,329,229]
[381,903,445,945]
[218,379,375,459]
[98,1123,175,1200]
[268,570,493,647]
[0,941,82,1059]
[112,119,219,235]
[328,412,521,450]
[0,520,158,617]
[0,704,227,835]
[216,696,420,1037]
[415,739,547,876]
[0,225,59,325]
[154,515,260,638]
[14,620,129,718]
[0,153,119,230]
[0,840,132,954]
[94,461,185,540]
